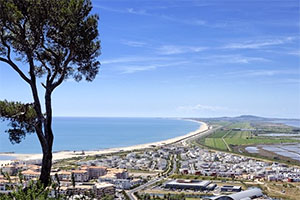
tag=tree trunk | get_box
[29,68,54,186]
[39,146,53,186]
[39,89,54,186]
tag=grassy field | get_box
[200,122,299,152]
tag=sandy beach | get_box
[0,120,209,166]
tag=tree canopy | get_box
[0,0,100,84]
[0,100,36,144]
[0,0,101,186]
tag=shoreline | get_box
[0,120,209,166]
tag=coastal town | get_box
[0,0,299,199]
[1,121,300,199]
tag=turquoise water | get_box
[0,117,200,154]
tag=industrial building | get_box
[164,179,212,191]
[220,185,242,192]
[210,188,263,200]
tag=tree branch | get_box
[36,53,51,86]
[40,34,60,85]
[26,51,47,146]
[51,51,73,91]
[41,42,59,60]
[0,33,31,84]
[0,57,31,84]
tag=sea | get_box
[0,117,200,154]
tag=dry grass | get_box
[261,182,300,200]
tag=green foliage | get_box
[121,190,131,200]
[0,172,64,200]
[0,0,101,146]
[0,0,101,82]
[0,100,36,144]
[0,1,101,185]
[139,193,186,200]
[0,173,107,199]
[0,180,61,200]
[101,195,114,200]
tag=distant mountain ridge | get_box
[191,115,300,122]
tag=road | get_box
[126,177,163,200]
[126,125,218,200]
[222,130,232,151]
[126,154,177,199]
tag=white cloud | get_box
[177,104,229,112]
[187,19,206,26]
[287,50,300,56]
[93,5,127,14]
[121,40,147,47]
[102,56,179,65]
[120,61,189,74]
[94,5,206,27]
[121,65,157,74]
[102,54,191,74]
[223,37,295,49]
[93,5,150,16]
[201,54,269,64]
[226,69,299,77]
[157,45,207,55]
[161,15,206,26]
[127,8,148,15]
[102,57,143,65]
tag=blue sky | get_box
[0,0,299,118]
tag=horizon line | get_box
[52,115,300,120]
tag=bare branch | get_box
[49,69,58,84]
[0,34,31,84]
[41,82,46,89]
[0,56,31,84]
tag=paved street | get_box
[125,125,214,200]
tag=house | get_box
[1,165,17,175]
[99,176,131,190]
[71,170,89,182]
[58,182,115,199]
[27,164,41,172]
[86,166,107,179]
[94,182,115,198]
[0,180,14,194]
[56,171,72,181]
[107,168,128,179]
[65,184,94,197]
[21,170,40,180]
